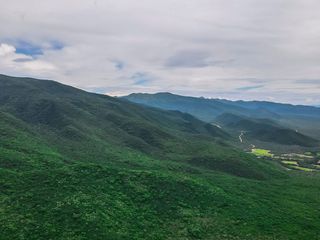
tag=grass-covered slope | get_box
[1,75,320,239]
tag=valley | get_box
[125,92,320,173]
[251,148,320,172]
[235,128,319,172]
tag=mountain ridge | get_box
[123,92,320,142]
[126,92,319,111]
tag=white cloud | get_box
[0,43,56,76]
[0,0,320,104]
[0,43,16,56]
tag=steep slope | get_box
[0,74,265,179]
[215,113,318,147]
[1,75,320,239]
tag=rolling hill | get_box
[1,74,320,239]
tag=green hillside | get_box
[1,75,320,239]
[215,113,318,147]
[123,93,320,141]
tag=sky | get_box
[0,0,320,105]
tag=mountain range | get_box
[1,74,320,239]
[124,92,320,121]
[124,92,320,149]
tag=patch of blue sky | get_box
[14,40,64,57]
[15,41,43,56]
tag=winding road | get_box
[239,131,245,143]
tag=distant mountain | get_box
[123,93,320,141]
[215,113,318,147]
[123,92,254,122]
[123,92,320,122]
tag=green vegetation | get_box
[1,75,320,239]
[123,93,320,144]
[292,166,315,172]
[215,113,318,147]
[282,160,298,166]
[251,149,274,157]
[277,152,320,172]
[123,92,320,123]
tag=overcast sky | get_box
[1,0,320,104]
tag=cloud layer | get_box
[1,0,320,104]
